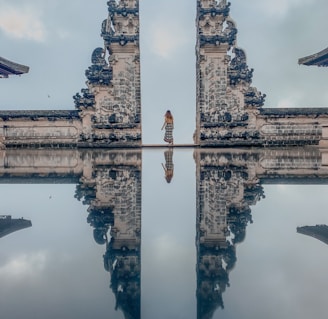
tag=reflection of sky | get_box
[142,149,196,318]
[0,151,328,318]
[221,185,328,319]
[0,184,122,319]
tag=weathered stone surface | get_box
[2,0,328,148]
[0,1,141,149]
[75,0,142,147]
[195,0,265,146]
[195,0,328,147]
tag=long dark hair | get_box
[165,110,173,119]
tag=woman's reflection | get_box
[162,148,174,183]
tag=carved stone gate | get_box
[1,0,328,148]
[195,0,328,147]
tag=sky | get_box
[1,0,328,144]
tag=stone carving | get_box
[85,48,112,85]
[199,18,237,46]
[228,47,253,85]
[196,0,262,146]
[74,0,141,146]
[2,0,328,148]
[195,0,328,147]
[198,0,231,17]
[73,88,95,109]
[103,0,139,46]
[244,87,266,108]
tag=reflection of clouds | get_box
[228,184,328,319]
[151,234,190,264]
[145,231,195,256]
[276,96,299,108]
[276,184,289,191]
[0,251,48,279]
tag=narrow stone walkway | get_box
[142,144,197,148]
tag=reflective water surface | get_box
[1,148,328,319]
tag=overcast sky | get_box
[1,0,328,144]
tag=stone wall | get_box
[0,111,82,148]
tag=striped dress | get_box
[164,123,174,143]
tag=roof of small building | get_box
[0,56,29,78]
[298,47,328,67]
[0,215,32,238]
[297,225,328,245]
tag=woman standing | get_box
[161,110,174,144]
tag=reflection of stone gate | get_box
[1,148,328,318]
[0,149,142,319]
[195,147,328,317]
[75,150,142,319]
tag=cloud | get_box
[0,3,46,41]
[148,20,189,59]
[276,97,298,108]
[275,89,306,108]
[254,0,314,18]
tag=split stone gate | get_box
[1,0,328,148]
